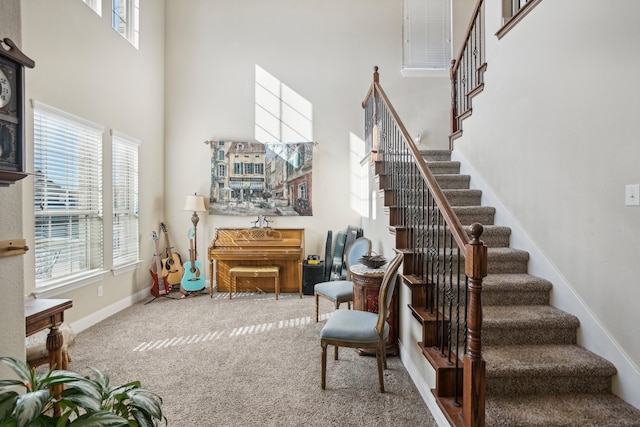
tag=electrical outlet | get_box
[97,285,103,297]
[625,184,640,206]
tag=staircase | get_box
[394,149,640,426]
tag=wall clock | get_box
[0,38,35,185]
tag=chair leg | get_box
[321,340,327,389]
[315,293,319,322]
[347,301,351,309]
[376,346,385,393]
[382,342,388,370]
[334,345,339,360]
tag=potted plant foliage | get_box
[0,356,166,426]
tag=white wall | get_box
[456,0,640,405]
[19,0,167,323]
[163,0,450,263]
[0,0,26,371]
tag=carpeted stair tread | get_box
[425,161,460,175]
[485,393,640,427]
[384,151,638,423]
[466,225,511,247]
[442,188,482,206]
[486,247,529,274]
[483,305,579,345]
[482,273,552,305]
[452,205,496,225]
[420,149,453,162]
[484,305,579,329]
[484,344,617,378]
[483,273,552,290]
[433,174,470,189]
[412,225,510,248]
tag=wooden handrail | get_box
[450,0,487,146]
[363,66,487,427]
[371,79,469,252]
[451,0,484,77]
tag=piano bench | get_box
[229,266,280,300]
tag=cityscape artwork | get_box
[208,141,313,216]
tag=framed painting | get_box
[208,141,313,216]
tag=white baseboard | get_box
[398,340,450,427]
[69,288,149,334]
[452,148,640,409]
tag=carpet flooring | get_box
[66,291,438,426]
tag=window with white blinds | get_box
[33,102,104,286]
[403,0,452,70]
[112,0,139,49]
[112,131,139,268]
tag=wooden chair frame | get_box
[320,253,403,392]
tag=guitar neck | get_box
[161,223,177,258]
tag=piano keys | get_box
[208,228,304,297]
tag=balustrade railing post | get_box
[450,59,458,148]
[463,223,487,427]
[372,66,380,162]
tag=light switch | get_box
[625,184,640,206]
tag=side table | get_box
[350,263,399,356]
[24,298,73,416]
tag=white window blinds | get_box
[33,102,104,285]
[112,131,139,267]
[403,0,452,70]
[112,0,139,48]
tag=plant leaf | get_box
[58,391,101,413]
[13,389,49,427]
[0,391,18,423]
[87,368,109,390]
[0,381,26,396]
[128,392,163,420]
[60,380,102,403]
[0,358,31,383]
[68,410,129,427]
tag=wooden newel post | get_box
[463,223,488,427]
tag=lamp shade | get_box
[183,194,206,212]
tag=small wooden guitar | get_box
[150,231,171,297]
[181,227,206,292]
[160,222,185,285]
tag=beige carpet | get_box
[66,291,438,426]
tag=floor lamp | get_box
[183,193,207,259]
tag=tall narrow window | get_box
[112,131,139,268]
[403,0,452,70]
[82,0,102,16]
[112,0,139,48]
[33,102,104,286]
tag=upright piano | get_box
[208,228,304,296]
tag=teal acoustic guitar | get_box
[180,227,205,292]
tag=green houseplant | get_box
[0,357,166,426]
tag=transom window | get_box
[112,0,139,48]
[82,0,102,16]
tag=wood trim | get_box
[451,0,484,76]
[496,0,543,40]
[372,82,470,252]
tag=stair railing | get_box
[450,0,487,147]
[363,67,488,427]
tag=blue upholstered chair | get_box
[319,252,403,393]
[314,237,371,322]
